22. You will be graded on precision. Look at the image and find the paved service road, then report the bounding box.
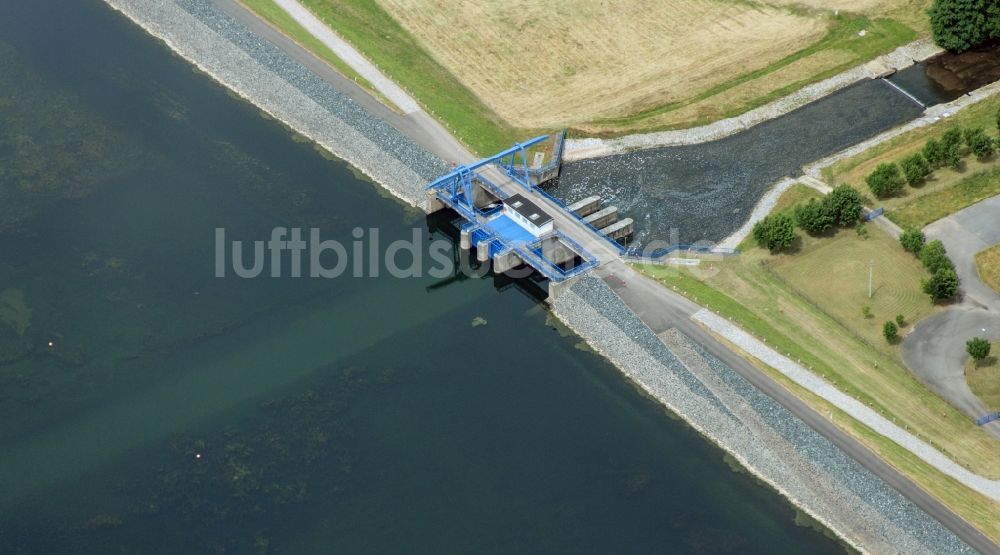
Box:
[903,194,1000,435]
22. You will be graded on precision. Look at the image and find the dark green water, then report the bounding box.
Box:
[0,1,846,552]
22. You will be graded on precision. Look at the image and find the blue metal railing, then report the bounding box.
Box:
[864,207,885,221]
[532,186,629,254]
[976,412,1000,426]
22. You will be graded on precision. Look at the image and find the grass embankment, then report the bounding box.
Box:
[242,0,922,153]
[824,98,1000,229]
[967,342,1000,411]
[633,185,1000,542]
[245,0,523,155]
[976,244,1000,294]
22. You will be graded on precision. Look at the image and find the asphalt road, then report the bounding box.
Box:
[206,3,998,550]
[903,195,1000,434]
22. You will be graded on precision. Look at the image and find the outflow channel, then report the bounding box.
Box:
[548,74,932,247]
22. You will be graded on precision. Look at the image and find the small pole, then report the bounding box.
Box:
[868,259,873,299]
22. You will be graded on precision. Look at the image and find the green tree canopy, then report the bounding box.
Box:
[883,321,899,342]
[920,239,953,273]
[826,185,864,227]
[901,152,931,186]
[753,213,796,253]
[900,228,926,255]
[967,337,992,361]
[866,163,904,198]
[929,0,1000,53]
[923,266,960,300]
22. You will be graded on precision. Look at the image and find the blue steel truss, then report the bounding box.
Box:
[425,135,548,214]
[426,135,606,283]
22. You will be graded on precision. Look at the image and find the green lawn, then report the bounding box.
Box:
[772,183,825,214]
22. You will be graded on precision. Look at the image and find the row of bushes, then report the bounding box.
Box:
[865,119,999,199]
[899,229,960,301]
[753,185,865,252]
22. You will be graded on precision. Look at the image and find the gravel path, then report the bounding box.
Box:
[693,308,1000,500]
[272,0,420,114]
[555,275,976,554]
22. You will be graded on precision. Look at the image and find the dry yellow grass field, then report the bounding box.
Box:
[377,0,828,128]
[977,244,1000,294]
[374,0,923,132]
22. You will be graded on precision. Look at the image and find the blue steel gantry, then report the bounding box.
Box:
[425,136,599,283]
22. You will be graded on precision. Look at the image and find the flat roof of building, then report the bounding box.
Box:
[504,194,553,226]
[488,214,536,245]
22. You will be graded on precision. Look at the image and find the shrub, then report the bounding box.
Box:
[900,152,931,186]
[920,239,953,273]
[929,0,1000,53]
[794,199,834,234]
[944,141,963,170]
[753,213,796,253]
[923,138,946,169]
[971,133,996,160]
[899,228,926,255]
[866,163,905,198]
[896,314,906,326]
[862,304,872,318]
[825,185,864,226]
[967,337,992,362]
[883,321,899,342]
[923,266,960,300]
[942,126,965,150]
[996,105,1000,137]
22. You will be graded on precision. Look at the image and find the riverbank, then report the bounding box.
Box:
[101,1,983,551]
[563,40,942,161]
[553,273,975,554]
[102,0,448,209]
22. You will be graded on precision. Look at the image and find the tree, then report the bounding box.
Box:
[923,266,960,300]
[753,213,796,253]
[794,199,834,234]
[900,229,926,255]
[971,133,996,160]
[883,321,899,342]
[996,105,1000,137]
[920,239,953,273]
[923,138,946,169]
[944,141,963,170]
[964,126,996,159]
[866,163,905,198]
[825,185,864,226]
[929,0,1000,53]
[942,126,965,151]
[896,314,906,326]
[967,337,992,362]
[901,152,931,185]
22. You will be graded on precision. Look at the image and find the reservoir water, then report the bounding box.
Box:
[0,1,846,552]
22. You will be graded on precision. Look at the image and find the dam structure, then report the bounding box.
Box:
[424,134,630,290]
